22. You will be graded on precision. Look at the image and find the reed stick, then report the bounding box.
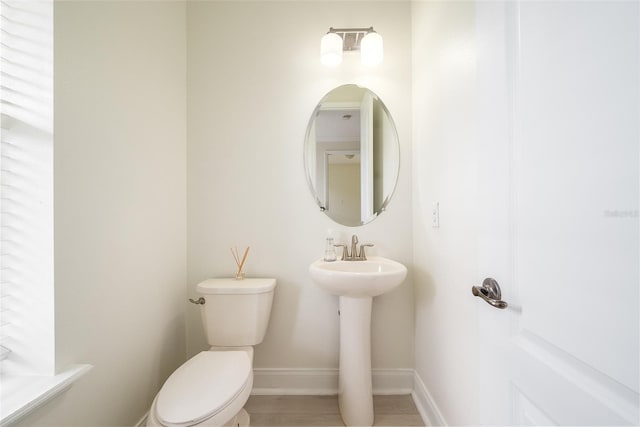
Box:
[231,246,250,280]
[238,246,250,275]
[231,247,240,266]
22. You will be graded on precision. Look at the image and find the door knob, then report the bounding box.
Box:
[472,278,508,309]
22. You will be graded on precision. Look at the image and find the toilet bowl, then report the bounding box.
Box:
[147,351,252,427]
[147,278,276,427]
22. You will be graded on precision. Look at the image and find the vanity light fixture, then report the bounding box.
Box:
[320,27,383,67]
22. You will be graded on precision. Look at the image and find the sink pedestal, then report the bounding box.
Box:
[308,256,408,427]
[339,296,374,427]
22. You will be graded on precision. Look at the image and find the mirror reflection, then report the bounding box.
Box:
[304,84,399,226]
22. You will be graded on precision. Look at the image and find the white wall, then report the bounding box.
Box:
[411,1,479,425]
[186,1,414,372]
[15,2,188,425]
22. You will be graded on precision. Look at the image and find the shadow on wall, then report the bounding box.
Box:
[414,267,436,309]
[255,274,341,369]
[258,278,301,356]
[144,313,187,406]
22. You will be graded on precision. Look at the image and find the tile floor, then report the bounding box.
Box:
[244,395,424,427]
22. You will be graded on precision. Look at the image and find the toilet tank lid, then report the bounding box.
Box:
[197,278,276,295]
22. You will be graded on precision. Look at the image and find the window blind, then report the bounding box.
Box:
[0,0,54,370]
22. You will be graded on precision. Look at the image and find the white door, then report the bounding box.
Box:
[475,1,639,425]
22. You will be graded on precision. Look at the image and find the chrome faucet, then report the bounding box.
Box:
[350,234,359,260]
[334,235,374,261]
[359,243,374,260]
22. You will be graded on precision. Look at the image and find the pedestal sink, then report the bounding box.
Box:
[309,256,407,427]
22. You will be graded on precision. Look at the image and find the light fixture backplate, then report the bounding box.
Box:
[328,27,375,52]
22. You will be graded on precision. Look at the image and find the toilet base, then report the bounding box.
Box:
[227,409,250,427]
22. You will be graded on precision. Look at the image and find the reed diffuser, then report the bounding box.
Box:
[231,246,250,280]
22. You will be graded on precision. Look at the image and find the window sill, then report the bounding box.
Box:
[0,364,92,426]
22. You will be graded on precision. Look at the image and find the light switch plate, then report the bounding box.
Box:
[432,202,440,228]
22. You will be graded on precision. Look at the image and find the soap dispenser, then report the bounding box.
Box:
[324,236,337,262]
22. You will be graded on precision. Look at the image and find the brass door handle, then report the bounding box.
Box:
[472,278,508,309]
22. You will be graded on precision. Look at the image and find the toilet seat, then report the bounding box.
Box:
[153,351,252,427]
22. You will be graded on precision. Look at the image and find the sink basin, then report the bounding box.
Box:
[309,256,407,298]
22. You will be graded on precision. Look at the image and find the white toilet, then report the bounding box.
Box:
[147,278,276,427]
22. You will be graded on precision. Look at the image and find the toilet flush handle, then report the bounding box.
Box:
[188,297,205,305]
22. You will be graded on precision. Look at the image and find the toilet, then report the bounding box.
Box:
[147,278,276,427]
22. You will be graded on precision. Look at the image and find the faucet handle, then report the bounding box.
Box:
[358,244,374,260]
[334,244,349,260]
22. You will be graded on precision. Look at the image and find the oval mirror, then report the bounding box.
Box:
[304,84,400,226]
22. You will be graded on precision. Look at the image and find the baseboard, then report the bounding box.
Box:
[251,368,338,395]
[372,368,415,395]
[412,371,447,426]
[134,412,148,427]
[252,368,415,396]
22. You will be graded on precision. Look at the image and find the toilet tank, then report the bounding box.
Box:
[196,278,276,347]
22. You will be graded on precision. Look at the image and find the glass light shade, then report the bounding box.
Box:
[360,31,383,66]
[321,32,343,67]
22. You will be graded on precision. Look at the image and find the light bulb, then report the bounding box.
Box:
[321,32,343,67]
[360,31,383,66]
